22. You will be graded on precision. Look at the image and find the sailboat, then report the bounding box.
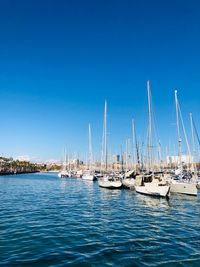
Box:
[58,149,70,178]
[82,123,96,181]
[135,81,170,198]
[98,100,122,189]
[122,118,141,189]
[122,136,135,189]
[190,112,200,189]
[169,91,197,196]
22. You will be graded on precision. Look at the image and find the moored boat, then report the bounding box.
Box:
[82,123,96,181]
[135,82,170,198]
[135,182,170,197]
[122,178,135,189]
[98,176,122,189]
[82,170,96,181]
[58,169,70,178]
[122,170,136,189]
[169,92,198,196]
[169,180,197,196]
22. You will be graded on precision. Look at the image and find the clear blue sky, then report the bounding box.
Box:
[0,0,200,162]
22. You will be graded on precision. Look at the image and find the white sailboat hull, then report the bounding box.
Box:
[135,183,170,197]
[98,179,122,189]
[195,177,200,189]
[170,181,197,196]
[76,170,83,178]
[82,174,95,181]
[197,182,200,190]
[58,170,70,178]
[122,178,135,189]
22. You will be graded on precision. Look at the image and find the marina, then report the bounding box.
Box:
[55,83,200,199]
[1,0,200,266]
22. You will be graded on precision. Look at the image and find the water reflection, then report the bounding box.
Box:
[136,194,171,209]
[99,187,122,201]
[60,179,68,192]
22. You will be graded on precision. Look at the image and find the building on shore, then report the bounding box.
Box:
[166,155,194,165]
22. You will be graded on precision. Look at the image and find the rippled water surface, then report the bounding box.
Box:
[0,173,200,266]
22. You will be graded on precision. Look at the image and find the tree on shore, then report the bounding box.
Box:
[0,157,41,174]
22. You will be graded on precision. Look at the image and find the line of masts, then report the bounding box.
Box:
[61,82,200,172]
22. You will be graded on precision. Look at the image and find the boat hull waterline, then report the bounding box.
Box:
[82,174,95,181]
[98,180,122,189]
[135,184,170,198]
[122,179,135,189]
[170,181,198,196]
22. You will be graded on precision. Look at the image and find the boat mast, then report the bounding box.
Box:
[192,116,200,162]
[190,112,195,157]
[147,80,152,172]
[104,100,108,171]
[125,139,128,172]
[175,90,182,169]
[132,118,136,171]
[100,117,105,173]
[68,153,70,171]
[190,112,197,175]
[121,144,124,173]
[158,140,162,171]
[132,118,140,172]
[88,123,93,170]
[63,147,67,170]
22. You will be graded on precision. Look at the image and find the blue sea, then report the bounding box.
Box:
[0,173,200,266]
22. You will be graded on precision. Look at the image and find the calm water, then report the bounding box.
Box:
[0,173,200,267]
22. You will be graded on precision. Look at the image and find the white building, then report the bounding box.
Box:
[166,155,193,165]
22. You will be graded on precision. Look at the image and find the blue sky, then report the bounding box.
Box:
[0,0,200,162]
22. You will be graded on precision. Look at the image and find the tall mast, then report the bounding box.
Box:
[104,100,108,171]
[121,144,124,172]
[140,138,144,171]
[100,115,105,173]
[147,80,152,171]
[132,118,140,172]
[63,147,67,170]
[192,116,200,162]
[125,139,128,172]
[132,118,136,171]
[175,90,182,167]
[190,113,195,156]
[128,138,131,170]
[158,140,161,170]
[190,112,197,175]
[68,153,70,171]
[88,123,93,170]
